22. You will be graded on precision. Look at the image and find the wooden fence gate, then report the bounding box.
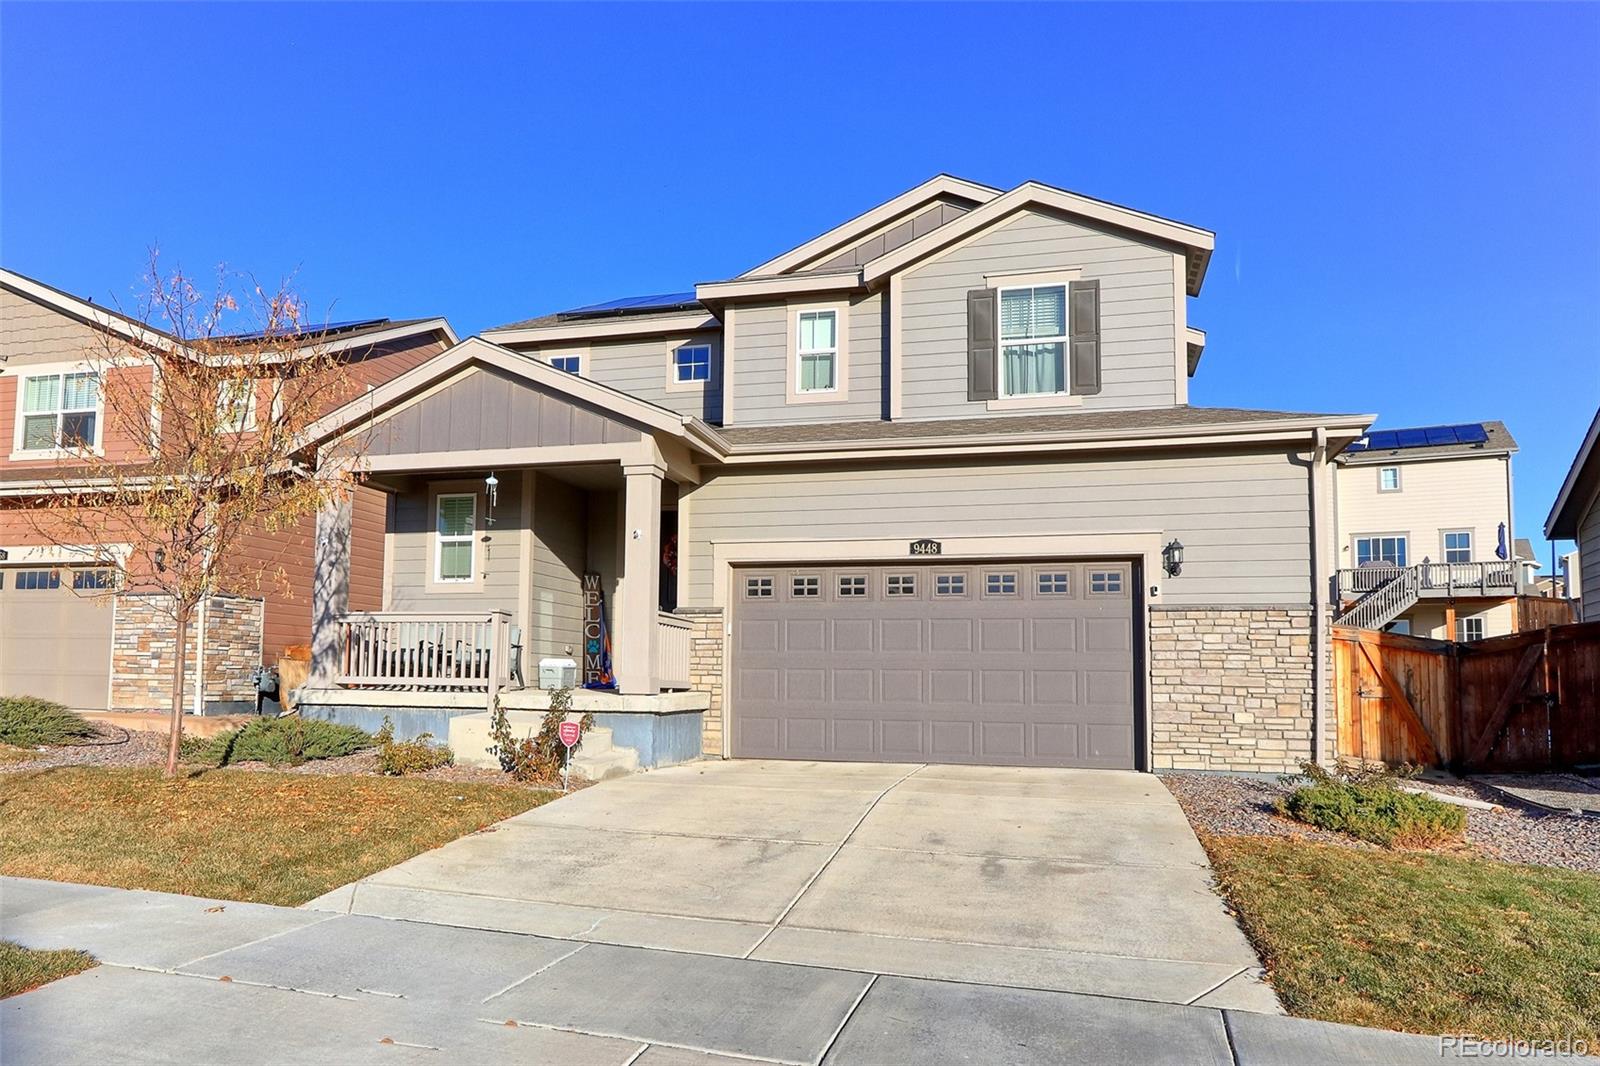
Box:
[1333,621,1600,772]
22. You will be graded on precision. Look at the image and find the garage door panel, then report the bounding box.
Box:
[0,567,115,711]
[731,561,1137,768]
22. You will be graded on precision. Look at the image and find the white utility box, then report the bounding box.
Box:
[538,657,578,690]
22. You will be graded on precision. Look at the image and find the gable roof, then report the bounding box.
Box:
[1339,420,1517,465]
[1546,406,1600,540]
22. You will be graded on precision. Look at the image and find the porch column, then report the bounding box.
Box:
[615,461,664,695]
[309,486,354,687]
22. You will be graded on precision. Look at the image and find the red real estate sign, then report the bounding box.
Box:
[558,722,581,748]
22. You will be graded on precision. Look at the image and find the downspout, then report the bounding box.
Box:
[191,596,207,716]
[1310,428,1329,766]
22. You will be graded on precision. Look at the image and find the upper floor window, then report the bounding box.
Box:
[435,493,476,583]
[1355,535,1408,568]
[796,310,838,393]
[1443,530,1472,564]
[217,379,256,432]
[674,345,711,383]
[999,285,1067,397]
[550,355,581,375]
[18,371,100,452]
[1379,466,1401,492]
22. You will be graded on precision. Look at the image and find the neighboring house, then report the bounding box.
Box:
[0,268,456,712]
[295,174,1374,775]
[1562,548,1582,602]
[1546,407,1600,623]
[1332,421,1524,640]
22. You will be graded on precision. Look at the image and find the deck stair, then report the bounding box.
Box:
[1336,567,1421,630]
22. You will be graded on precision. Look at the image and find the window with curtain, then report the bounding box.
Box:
[435,494,476,582]
[796,310,837,392]
[999,285,1067,396]
[20,371,100,450]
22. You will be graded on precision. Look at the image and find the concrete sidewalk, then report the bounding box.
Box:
[3,877,1587,1065]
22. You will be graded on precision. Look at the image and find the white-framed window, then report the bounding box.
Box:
[1456,616,1485,642]
[72,569,115,590]
[1379,466,1401,492]
[1037,571,1071,595]
[17,370,100,452]
[1355,535,1408,568]
[1442,530,1472,564]
[885,573,917,597]
[744,575,774,598]
[791,575,820,598]
[796,310,838,393]
[434,493,476,583]
[934,573,966,597]
[1088,569,1125,595]
[216,379,256,432]
[14,569,61,591]
[674,344,711,383]
[999,284,1068,397]
[837,573,867,597]
[984,571,1018,596]
[550,355,581,375]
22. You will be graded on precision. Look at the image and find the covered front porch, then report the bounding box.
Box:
[295,338,722,768]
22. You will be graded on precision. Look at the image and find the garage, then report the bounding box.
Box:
[731,559,1139,768]
[0,566,115,710]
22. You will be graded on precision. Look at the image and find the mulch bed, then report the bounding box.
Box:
[1160,771,1600,875]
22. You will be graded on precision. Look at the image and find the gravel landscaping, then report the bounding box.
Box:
[1161,771,1600,875]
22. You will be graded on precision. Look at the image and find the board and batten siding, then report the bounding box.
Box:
[730,292,884,425]
[680,448,1313,608]
[530,474,587,660]
[898,208,1181,418]
[1579,487,1600,623]
[388,477,522,616]
[513,332,724,423]
[1335,454,1510,567]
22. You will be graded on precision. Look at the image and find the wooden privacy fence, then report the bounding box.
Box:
[1333,622,1600,773]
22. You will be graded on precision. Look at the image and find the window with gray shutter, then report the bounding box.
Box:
[966,288,998,401]
[1068,279,1101,396]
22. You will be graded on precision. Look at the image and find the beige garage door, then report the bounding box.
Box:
[0,566,115,710]
[731,560,1139,769]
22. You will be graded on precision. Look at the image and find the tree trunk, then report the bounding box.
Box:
[165,601,193,778]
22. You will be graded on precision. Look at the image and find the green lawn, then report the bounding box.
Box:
[0,766,557,906]
[1205,835,1600,1044]
[1,941,97,998]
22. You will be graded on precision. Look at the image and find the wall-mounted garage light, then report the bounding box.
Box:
[1162,539,1185,578]
[154,546,167,572]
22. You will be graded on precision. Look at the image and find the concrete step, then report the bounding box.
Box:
[571,744,640,781]
[576,725,614,756]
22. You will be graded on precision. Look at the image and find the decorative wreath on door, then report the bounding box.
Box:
[662,533,678,575]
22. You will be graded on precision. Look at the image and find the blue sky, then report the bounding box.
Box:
[3,3,1597,563]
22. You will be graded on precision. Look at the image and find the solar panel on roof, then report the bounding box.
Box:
[1454,423,1488,444]
[1395,429,1429,448]
[1348,422,1490,454]
[1424,426,1457,445]
[563,292,699,315]
[223,318,385,341]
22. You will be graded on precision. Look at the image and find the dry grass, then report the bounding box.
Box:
[1,941,97,998]
[1205,835,1600,1044]
[0,766,556,906]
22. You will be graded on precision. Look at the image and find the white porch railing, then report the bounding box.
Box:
[657,611,693,691]
[337,610,512,696]
[1336,560,1520,600]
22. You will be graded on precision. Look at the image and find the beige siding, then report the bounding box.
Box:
[1400,599,1517,641]
[1336,454,1511,567]
[0,287,111,367]
[680,448,1313,608]
[898,209,1181,418]
[731,292,883,425]
[388,477,522,615]
[529,474,587,660]
[513,331,724,422]
[1580,487,1600,623]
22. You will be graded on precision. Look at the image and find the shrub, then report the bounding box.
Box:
[374,717,453,776]
[204,717,375,767]
[1277,761,1466,848]
[487,688,592,782]
[0,696,95,747]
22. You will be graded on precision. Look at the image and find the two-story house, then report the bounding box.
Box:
[1331,421,1527,640]
[1547,406,1600,623]
[0,268,456,713]
[294,175,1374,776]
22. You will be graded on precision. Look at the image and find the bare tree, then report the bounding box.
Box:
[19,254,368,776]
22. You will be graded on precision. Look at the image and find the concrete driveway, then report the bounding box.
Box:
[316,760,1271,1010]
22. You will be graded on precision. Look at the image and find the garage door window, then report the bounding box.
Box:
[885,573,917,597]
[15,570,61,591]
[1036,571,1071,595]
[1088,569,1125,595]
[934,573,966,597]
[72,570,115,590]
[838,574,867,597]
[745,575,774,599]
[983,571,1018,596]
[791,575,820,598]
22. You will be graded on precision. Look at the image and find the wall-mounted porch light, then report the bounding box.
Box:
[1162,539,1185,578]
[154,546,167,572]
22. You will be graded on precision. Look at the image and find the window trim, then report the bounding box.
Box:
[428,485,482,591]
[785,302,850,405]
[1353,533,1410,569]
[217,378,258,433]
[548,353,583,376]
[996,280,1071,400]
[884,572,919,598]
[790,574,821,599]
[1087,568,1126,596]
[981,570,1019,598]
[836,572,869,599]
[933,571,969,599]
[743,574,775,599]
[1378,466,1402,493]
[11,362,105,460]
[1456,615,1485,642]
[1036,570,1073,596]
[1441,529,1473,565]
[673,344,711,383]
